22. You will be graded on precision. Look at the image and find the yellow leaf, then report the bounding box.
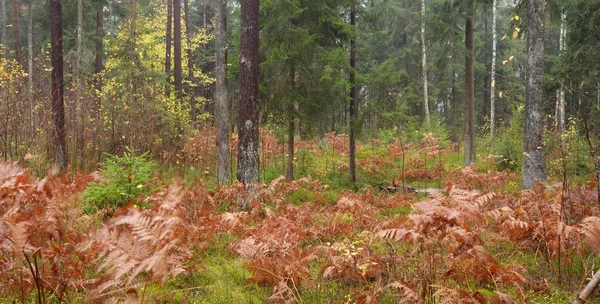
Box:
[499,91,503,98]
[513,28,520,38]
[509,56,515,62]
[501,34,507,40]
[502,60,508,65]
[514,15,520,21]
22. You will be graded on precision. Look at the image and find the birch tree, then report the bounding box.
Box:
[490,0,497,139]
[421,0,430,128]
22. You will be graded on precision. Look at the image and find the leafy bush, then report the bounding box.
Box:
[83,149,158,213]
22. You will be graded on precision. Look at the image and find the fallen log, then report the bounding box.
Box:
[573,269,600,304]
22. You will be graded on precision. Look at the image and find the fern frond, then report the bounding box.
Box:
[387,281,424,303]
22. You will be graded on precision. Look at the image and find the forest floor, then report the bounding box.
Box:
[1,131,600,303]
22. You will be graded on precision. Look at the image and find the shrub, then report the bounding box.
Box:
[83,149,158,213]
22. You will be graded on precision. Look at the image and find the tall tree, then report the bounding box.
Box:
[349,0,357,184]
[521,0,546,188]
[237,0,260,185]
[173,0,182,99]
[215,0,230,185]
[464,0,476,166]
[420,0,430,128]
[28,0,33,134]
[165,0,172,97]
[75,0,84,169]
[557,12,566,135]
[1,0,5,58]
[490,0,497,139]
[287,64,295,181]
[50,0,67,172]
[12,0,19,63]
[95,4,103,93]
[183,0,195,126]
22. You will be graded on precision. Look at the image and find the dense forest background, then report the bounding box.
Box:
[1,0,598,186]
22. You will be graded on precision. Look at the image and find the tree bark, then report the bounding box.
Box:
[464,0,476,166]
[521,0,546,188]
[173,0,182,100]
[287,64,295,181]
[420,0,430,128]
[184,0,196,127]
[1,0,5,58]
[95,7,103,93]
[75,0,84,169]
[12,0,20,63]
[490,0,497,139]
[215,0,230,185]
[50,0,67,172]
[28,0,33,135]
[349,0,357,184]
[558,12,566,135]
[165,0,172,97]
[237,0,260,185]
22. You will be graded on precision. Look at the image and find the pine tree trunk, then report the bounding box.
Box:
[420,0,430,128]
[237,0,260,185]
[95,7,103,92]
[12,0,20,63]
[490,0,497,139]
[173,0,182,99]
[50,0,67,172]
[184,0,195,127]
[558,12,566,135]
[75,0,84,169]
[349,1,357,184]
[287,64,295,181]
[165,0,172,97]
[1,0,5,58]
[521,0,546,188]
[28,0,33,135]
[464,0,476,166]
[215,0,230,185]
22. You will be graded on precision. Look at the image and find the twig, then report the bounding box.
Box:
[572,269,600,304]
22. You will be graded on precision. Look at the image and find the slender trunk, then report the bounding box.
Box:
[215,0,230,185]
[203,0,207,29]
[420,0,430,128]
[50,0,66,172]
[184,0,196,127]
[287,64,295,181]
[521,0,546,188]
[12,0,20,64]
[490,0,497,139]
[349,1,357,184]
[28,0,33,135]
[108,0,112,33]
[558,12,566,135]
[464,0,476,166]
[95,8,103,92]
[165,0,172,97]
[75,0,84,169]
[1,0,5,58]
[173,0,182,99]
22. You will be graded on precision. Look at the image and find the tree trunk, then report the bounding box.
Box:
[215,0,230,185]
[75,0,84,169]
[521,0,546,188]
[558,12,566,135]
[464,0,476,166]
[50,0,67,172]
[12,0,20,64]
[349,0,357,184]
[184,0,196,127]
[95,7,103,92]
[287,64,295,181]
[173,0,182,99]
[1,0,5,58]
[490,0,497,139]
[165,0,172,97]
[28,0,33,135]
[237,0,260,185]
[420,0,430,128]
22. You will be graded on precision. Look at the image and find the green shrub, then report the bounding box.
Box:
[83,149,158,214]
